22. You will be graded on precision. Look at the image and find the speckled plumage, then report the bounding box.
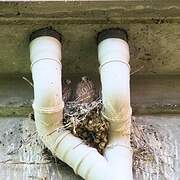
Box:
[75,76,96,104]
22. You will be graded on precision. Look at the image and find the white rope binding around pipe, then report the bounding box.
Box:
[29,27,133,180]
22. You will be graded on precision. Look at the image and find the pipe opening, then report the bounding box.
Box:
[29,26,62,43]
[97,28,128,44]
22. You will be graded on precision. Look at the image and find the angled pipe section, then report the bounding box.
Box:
[30,27,132,180]
[30,28,107,180]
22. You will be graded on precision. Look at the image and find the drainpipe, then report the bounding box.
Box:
[98,28,133,179]
[29,27,132,180]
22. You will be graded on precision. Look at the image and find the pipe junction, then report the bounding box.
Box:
[30,27,133,180]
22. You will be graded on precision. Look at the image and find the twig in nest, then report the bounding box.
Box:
[63,99,109,154]
[22,76,33,87]
[130,65,144,76]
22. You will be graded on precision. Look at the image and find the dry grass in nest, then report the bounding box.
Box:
[63,99,109,154]
[62,99,175,176]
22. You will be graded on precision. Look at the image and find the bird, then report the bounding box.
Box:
[62,79,72,103]
[75,76,96,104]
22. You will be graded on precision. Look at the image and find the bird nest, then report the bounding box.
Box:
[63,99,109,154]
[61,99,175,176]
[30,97,175,176]
[62,100,156,166]
[24,76,174,175]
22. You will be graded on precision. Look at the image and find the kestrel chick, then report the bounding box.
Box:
[75,76,96,103]
[62,79,72,103]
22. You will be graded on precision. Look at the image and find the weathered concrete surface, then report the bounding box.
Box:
[0,117,83,180]
[0,1,180,24]
[0,115,179,180]
[0,1,180,75]
[0,23,180,76]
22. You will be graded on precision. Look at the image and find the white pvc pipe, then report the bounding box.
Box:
[98,38,131,133]
[30,30,133,180]
[98,37,133,180]
[30,35,107,180]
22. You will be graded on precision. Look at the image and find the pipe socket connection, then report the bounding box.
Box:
[30,27,133,180]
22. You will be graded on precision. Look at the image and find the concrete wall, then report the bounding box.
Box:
[0,1,180,76]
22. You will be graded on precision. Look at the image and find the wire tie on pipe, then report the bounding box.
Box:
[101,110,113,121]
[51,130,71,155]
[62,139,86,164]
[32,103,64,113]
[99,60,130,72]
[106,144,133,152]
[30,58,62,70]
[74,148,100,179]
[101,110,131,123]
[57,132,84,161]
[74,148,98,176]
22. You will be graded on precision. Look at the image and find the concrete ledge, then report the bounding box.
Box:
[0,75,180,116]
[0,115,179,179]
[0,1,180,24]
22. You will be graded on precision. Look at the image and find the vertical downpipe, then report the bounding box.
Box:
[97,28,133,180]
